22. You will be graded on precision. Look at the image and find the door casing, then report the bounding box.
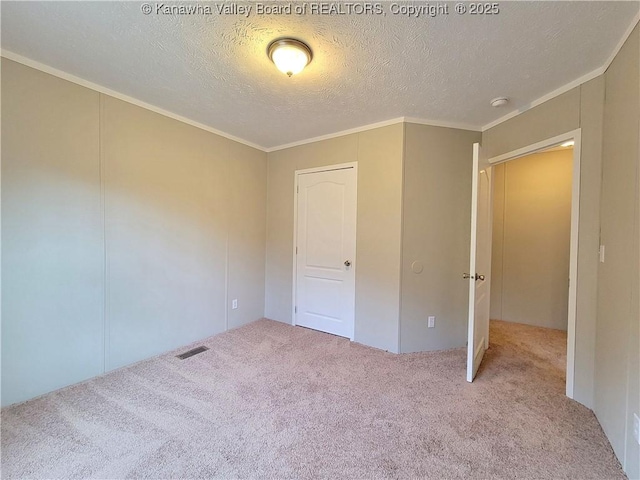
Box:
[487,129,582,399]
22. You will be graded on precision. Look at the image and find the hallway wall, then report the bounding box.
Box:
[491,149,573,330]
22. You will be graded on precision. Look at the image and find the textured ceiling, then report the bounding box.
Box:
[2,1,638,149]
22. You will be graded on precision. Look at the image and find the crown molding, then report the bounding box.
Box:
[480,65,605,132]
[265,118,404,152]
[1,49,269,152]
[2,50,480,154]
[603,10,640,75]
[4,11,639,151]
[403,117,482,132]
[402,117,482,132]
[266,116,484,153]
[482,13,640,132]
[266,117,483,153]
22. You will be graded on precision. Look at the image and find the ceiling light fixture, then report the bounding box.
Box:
[490,97,509,107]
[561,141,575,147]
[268,38,313,77]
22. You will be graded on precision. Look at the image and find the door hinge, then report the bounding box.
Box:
[295,306,297,313]
[297,185,299,193]
[296,246,298,254]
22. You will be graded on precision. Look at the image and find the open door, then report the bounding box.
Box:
[466,143,493,382]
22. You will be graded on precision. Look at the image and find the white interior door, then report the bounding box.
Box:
[295,165,357,339]
[467,143,493,382]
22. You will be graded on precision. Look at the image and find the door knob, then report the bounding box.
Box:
[344,260,352,267]
[463,273,485,281]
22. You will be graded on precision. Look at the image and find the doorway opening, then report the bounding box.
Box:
[491,144,574,388]
[487,130,581,398]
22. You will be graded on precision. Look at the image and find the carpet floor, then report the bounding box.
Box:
[1,319,625,479]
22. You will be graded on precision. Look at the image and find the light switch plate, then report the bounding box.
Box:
[232,299,238,310]
[428,316,435,328]
[634,413,640,445]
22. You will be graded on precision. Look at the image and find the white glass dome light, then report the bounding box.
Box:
[268,39,313,77]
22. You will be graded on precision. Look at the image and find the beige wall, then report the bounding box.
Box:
[483,88,581,160]
[1,59,267,405]
[400,123,481,352]
[597,24,639,479]
[491,149,573,330]
[483,78,601,410]
[102,97,266,370]
[492,163,505,326]
[2,58,104,405]
[575,75,606,411]
[264,124,404,352]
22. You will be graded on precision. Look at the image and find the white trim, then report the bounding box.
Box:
[269,119,405,153]
[268,117,482,153]
[401,117,481,133]
[293,163,358,176]
[487,128,582,400]
[1,49,483,154]
[481,67,604,132]
[5,11,637,153]
[1,49,268,152]
[489,131,581,165]
[292,175,299,327]
[292,162,358,341]
[295,164,357,176]
[602,10,640,75]
[567,130,582,401]
[482,14,640,132]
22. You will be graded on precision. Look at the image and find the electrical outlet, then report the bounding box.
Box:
[428,316,435,328]
[634,413,640,445]
[232,299,238,310]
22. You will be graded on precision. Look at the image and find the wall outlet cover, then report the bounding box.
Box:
[428,316,435,328]
[232,299,238,310]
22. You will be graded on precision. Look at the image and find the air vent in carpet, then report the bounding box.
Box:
[176,346,209,360]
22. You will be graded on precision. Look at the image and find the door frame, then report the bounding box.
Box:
[488,129,581,399]
[292,162,358,341]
